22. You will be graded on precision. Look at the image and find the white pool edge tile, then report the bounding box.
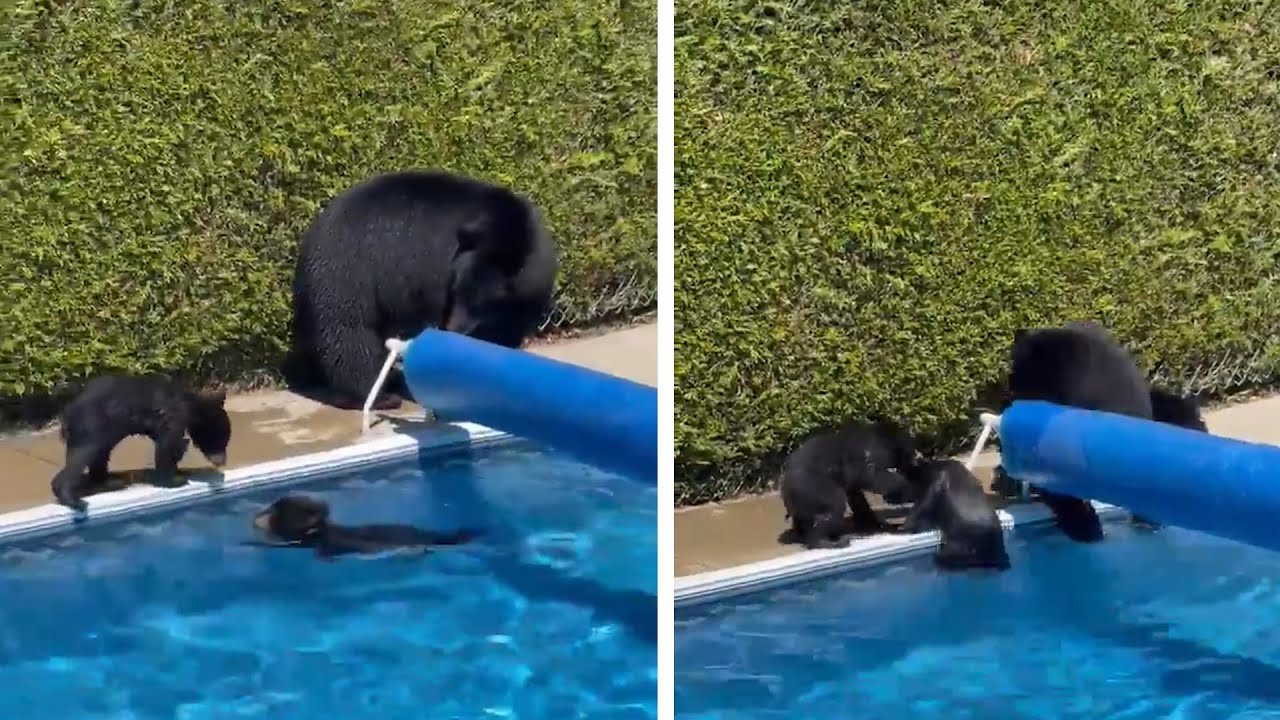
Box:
[673,501,1130,608]
[0,422,510,545]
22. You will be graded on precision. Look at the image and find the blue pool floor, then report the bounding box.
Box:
[676,520,1280,720]
[0,440,656,719]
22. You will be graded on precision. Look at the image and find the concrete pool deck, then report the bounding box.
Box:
[0,322,656,513]
[675,393,1280,577]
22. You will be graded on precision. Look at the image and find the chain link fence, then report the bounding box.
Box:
[538,271,656,332]
[675,348,1280,507]
[1149,350,1279,397]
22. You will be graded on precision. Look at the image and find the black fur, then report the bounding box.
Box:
[1150,386,1208,432]
[1006,321,1154,543]
[52,375,230,512]
[991,464,1023,500]
[284,170,559,410]
[779,417,921,549]
[253,495,480,559]
[900,459,1010,572]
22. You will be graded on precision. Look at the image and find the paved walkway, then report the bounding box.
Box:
[0,323,656,513]
[675,395,1280,577]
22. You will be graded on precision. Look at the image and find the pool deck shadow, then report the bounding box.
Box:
[676,394,1280,577]
[0,324,656,515]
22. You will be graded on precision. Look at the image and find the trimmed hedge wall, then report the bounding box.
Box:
[675,0,1280,504]
[1,0,655,403]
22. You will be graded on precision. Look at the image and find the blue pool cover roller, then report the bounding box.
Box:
[399,329,657,482]
[1000,400,1280,553]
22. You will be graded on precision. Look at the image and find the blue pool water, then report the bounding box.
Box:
[676,521,1280,719]
[0,441,656,719]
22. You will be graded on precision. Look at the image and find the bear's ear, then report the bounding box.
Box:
[456,216,488,255]
[207,389,227,406]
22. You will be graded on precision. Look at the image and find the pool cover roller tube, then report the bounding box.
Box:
[399,329,657,482]
[1000,400,1280,553]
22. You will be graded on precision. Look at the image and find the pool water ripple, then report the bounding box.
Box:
[0,441,655,719]
[677,522,1280,719]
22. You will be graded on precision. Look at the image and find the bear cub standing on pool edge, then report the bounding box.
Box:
[779,416,923,549]
[52,375,231,512]
[253,495,480,559]
[900,459,1011,572]
[284,170,559,412]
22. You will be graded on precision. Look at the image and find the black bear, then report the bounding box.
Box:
[1005,320,1153,542]
[1150,386,1208,432]
[252,495,480,559]
[52,375,231,512]
[991,463,1022,500]
[900,459,1011,571]
[284,170,559,411]
[779,417,921,549]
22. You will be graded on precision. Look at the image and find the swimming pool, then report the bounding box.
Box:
[0,440,656,719]
[676,520,1280,719]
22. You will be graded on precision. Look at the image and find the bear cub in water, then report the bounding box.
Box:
[253,495,480,559]
[779,417,922,549]
[53,375,231,512]
[900,459,1011,572]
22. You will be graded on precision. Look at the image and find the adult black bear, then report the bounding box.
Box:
[52,375,231,512]
[1005,321,1153,542]
[252,495,480,559]
[900,459,1010,571]
[779,417,921,549]
[284,170,559,411]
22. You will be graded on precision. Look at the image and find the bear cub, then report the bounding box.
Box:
[53,375,231,512]
[779,417,922,549]
[899,459,1011,572]
[253,495,480,559]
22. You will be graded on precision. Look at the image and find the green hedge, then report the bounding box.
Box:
[0,0,655,404]
[675,0,1280,504]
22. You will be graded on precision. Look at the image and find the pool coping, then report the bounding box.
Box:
[0,421,510,545]
[673,500,1130,608]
